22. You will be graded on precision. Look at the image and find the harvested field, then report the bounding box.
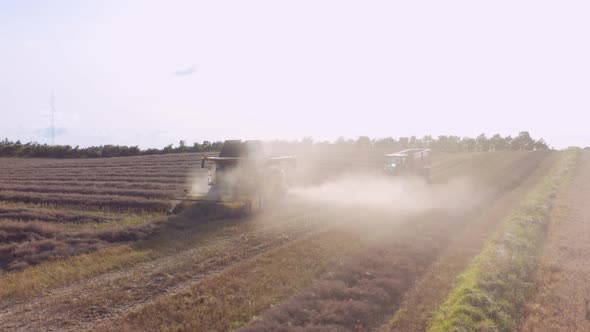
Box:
[0,153,209,209]
[0,184,174,199]
[0,220,160,271]
[0,153,215,271]
[0,191,171,212]
[428,150,578,332]
[0,206,117,223]
[239,213,452,332]
[0,203,322,330]
[381,153,560,332]
[0,149,573,332]
[521,151,590,331]
[238,151,549,331]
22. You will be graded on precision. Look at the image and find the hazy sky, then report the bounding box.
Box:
[1,0,589,148]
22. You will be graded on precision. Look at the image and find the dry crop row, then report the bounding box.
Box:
[0,206,118,223]
[0,184,174,200]
[0,191,171,212]
[0,153,210,272]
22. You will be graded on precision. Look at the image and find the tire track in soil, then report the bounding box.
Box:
[0,208,323,332]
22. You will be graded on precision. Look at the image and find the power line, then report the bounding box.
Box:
[50,93,56,145]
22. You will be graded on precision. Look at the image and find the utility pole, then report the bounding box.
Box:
[50,93,56,145]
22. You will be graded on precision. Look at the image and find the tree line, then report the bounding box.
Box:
[0,131,548,158]
[270,131,549,152]
[353,131,549,151]
[0,139,223,158]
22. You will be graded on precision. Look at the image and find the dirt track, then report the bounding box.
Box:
[521,151,590,332]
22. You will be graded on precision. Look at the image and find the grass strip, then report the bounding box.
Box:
[103,229,362,332]
[428,149,580,332]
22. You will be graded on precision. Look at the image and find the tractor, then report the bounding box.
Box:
[384,149,431,181]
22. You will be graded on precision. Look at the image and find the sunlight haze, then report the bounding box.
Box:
[1,0,588,148]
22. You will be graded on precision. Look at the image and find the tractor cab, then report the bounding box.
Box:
[384,154,407,174]
[384,149,431,180]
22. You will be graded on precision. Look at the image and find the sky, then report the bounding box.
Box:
[1,0,589,148]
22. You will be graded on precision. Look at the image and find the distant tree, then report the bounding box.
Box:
[211,141,223,150]
[509,131,535,151]
[448,136,461,151]
[302,137,314,146]
[356,136,371,148]
[192,142,202,152]
[435,135,448,150]
[178,140,186,152]
[521,131,536,150]
[422,135,434,148]
[375,137,395,148]
[489,134,506,151]
[0,131,551,158]
[476,134,491,151]
[461,137,477,151]
[162,144,174,153]
[534,138,549,150]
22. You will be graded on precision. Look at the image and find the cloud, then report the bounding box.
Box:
[172,65,198,76]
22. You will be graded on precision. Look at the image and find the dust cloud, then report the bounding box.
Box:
[184,143,486,222]
[288,173,479,217]
[187,170,209,196]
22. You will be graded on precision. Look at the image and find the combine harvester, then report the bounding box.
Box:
[172,140,296,215]
[384,148,431,181]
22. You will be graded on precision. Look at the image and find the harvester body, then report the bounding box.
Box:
[384,149,431,180]
[172,140,295,215]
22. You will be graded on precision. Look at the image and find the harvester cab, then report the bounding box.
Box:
[384,149,431,180]
[172,140,295,215]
